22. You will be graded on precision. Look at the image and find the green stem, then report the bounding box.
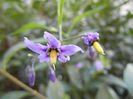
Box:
[62,34,84,42]
[59,25,62,41]
[57,0,64,40]
[0,69,46,99]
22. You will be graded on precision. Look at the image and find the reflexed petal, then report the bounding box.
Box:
[87,47,95,59]
[24,37,46,54]
[60,45,84,56]
[48,67,56,82]
[38,53,50,62]
[25,65,35,86]
[44,31,61,48]
[58,54,69,63]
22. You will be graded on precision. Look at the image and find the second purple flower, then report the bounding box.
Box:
[82,32,105,55]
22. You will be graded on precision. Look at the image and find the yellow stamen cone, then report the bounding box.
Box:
[50,50,57,64]
[93,41,105,55]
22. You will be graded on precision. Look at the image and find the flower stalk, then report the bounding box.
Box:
[59,25,62,41]
[0,69,46,99]
[57,0,64,41]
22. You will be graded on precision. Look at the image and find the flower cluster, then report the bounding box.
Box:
[24,31,105,84]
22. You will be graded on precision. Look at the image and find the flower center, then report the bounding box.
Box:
[50,49,57,64]
[47,48,61,64]
[93,41,105,55]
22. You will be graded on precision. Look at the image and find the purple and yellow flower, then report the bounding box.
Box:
[25,58,36,86]
[82,32,105,55]
[24,31,84,65]
[94,60,104,71]
[48,67,56,82]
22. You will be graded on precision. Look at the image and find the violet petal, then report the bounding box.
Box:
[58,54,69,63]
[24,37,46,54]
[48,67,56,82]
[25,65,35,86]
[87,47,95,59]
[44,31,61,48]
[60,45,84,56]
[38,53,50,62]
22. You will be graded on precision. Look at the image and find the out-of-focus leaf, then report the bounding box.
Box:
[63,94,70,99]
[68,5,107,33]
[99,55,111,67]
[100,75,126,88]
[96,86,119,99]
[12,23,45,35]
[68,66,83,89]
[35,63,47,71]
[2,42,25,69]
[123,63,133,96]
[1,38,45,69]
[46,80,64,99]
[0,91,31,99]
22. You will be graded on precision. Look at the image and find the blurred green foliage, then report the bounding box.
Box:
[0,0,133,99]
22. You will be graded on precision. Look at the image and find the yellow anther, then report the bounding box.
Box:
[50,50,57,64]
[93,41,105,55]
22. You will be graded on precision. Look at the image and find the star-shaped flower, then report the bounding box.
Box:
[24,31,84,64]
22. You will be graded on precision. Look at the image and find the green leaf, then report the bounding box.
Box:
[0,91,31,99]
[68,66,83,89]
[12,23,45,35]
[46,80,64,99]
[2,42,25,69]
[100,75,126,88]
[123,63,133,96]
[68,5,107,34]
[96,86,119,99]
[63,94,70,99]
[1,38,45,69]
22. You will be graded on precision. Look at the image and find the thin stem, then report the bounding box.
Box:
[0,69,46,99]
[59,25,62,41]
[57,0,64,41]
[62,34,84,42]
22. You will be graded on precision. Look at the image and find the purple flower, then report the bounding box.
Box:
[94,60,104,71]
[24,31,84,64]
[48,67,56,82]
[82,32,99,46]
[76,62,83,69]
[25,58,35,86]
[82,32,105,55]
